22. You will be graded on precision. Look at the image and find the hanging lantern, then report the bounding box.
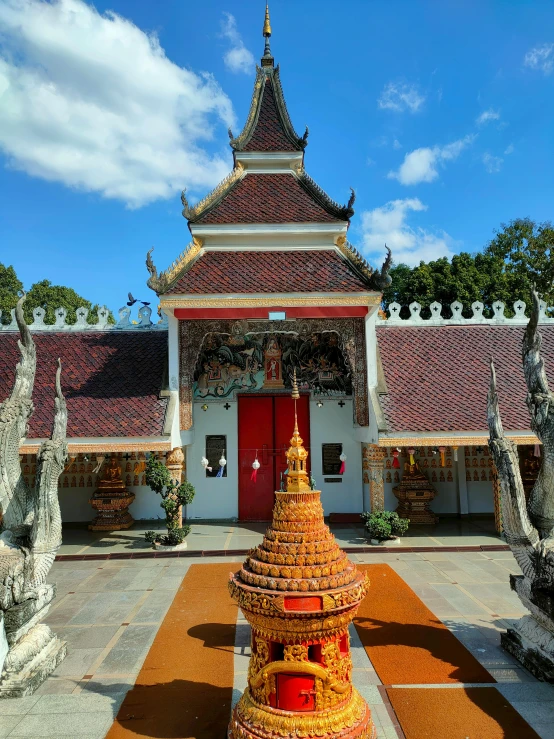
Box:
[251,457,261,482]
[453,446,459,462]
[392,449,400,469]
[339,451,347,475]
[201,456,212,473]
[407,447,416,466]
[216,454,227,478]
[92,455,105,474]
[439,446,446,468]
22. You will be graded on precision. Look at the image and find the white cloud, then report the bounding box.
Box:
[483,152,503,173]
[366,157,376,166]
[221,13,255,74]
[392,138,402,149]
[378,82,425,113]
[360,198,456,266]
[524,43,554,75]
[0,0,234,208]
[476,108,500,125]
[388,135,475,185]
[504,143,514,155]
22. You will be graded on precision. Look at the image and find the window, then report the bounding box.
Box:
[322,443,343,475]
[205,435,227,478]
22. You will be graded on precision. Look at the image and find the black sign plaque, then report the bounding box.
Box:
[322,443,343,475]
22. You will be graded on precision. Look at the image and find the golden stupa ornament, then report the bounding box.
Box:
[228,370,374,738]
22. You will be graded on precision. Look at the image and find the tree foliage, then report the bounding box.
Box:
[144,456,195,546]
[0,263,114,325]
[382,219,554,318]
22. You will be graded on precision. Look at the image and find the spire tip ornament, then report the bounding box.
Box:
[261,2,274,67]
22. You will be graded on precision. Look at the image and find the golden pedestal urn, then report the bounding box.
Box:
[89,458,135,531]
[228,377,375,738]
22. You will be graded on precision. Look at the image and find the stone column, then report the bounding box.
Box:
[363,444,386,512]
[166,447,185,525]
[492,462,503,535]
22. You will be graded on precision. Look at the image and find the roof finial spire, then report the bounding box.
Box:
[261,3,274,67]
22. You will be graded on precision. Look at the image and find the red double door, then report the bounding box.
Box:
[238,395,310,521]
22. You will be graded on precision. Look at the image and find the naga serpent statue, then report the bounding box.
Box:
[488,288,554,681]
[0,295,67,696]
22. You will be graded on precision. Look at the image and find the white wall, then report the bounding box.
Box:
[309,399,363,514]
[182,397,363,519]
[381,448,495,516]
[58,485,162,523]
[185,401,239,520]
[467,482,494,513]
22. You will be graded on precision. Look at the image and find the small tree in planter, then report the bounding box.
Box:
[361,510,409,542]
[144,455,195,547]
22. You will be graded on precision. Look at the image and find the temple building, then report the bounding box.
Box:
[0,9,552,534]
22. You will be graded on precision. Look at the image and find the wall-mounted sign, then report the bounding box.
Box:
[205,435,227,478]
[322,443,343,475]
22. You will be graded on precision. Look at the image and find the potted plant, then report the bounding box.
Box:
[144,455,195,549]
[360,510,409,545]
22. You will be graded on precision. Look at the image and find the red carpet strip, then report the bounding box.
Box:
[354,564,494,684]
[387,687,541,738]
[105,563,239,739]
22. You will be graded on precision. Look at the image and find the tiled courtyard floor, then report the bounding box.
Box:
[1,549,553,738]
[58,516,502,557]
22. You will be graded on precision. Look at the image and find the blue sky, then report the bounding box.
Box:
[1,0,553,315]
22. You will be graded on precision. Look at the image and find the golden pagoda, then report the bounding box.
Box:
[228,371,374,738]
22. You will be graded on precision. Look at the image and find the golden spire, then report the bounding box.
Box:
[263,3,272,37]
[261,3,274,67]
[286,369,310,493]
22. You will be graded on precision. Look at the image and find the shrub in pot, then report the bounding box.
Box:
[361,510,409,541]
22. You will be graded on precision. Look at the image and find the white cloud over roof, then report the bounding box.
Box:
[360,198,456,267]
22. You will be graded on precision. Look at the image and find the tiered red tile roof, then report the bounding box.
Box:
[377,324,554,433]
[0,332,168,438]
[243,78,299,151]
[166,249,371,294]
[194,173,340,225]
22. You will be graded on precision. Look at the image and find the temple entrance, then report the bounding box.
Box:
[238,395,310,520]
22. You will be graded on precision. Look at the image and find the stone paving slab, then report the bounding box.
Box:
[57,517,503,559]
[0,550,551,738]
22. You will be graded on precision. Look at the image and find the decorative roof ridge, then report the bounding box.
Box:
[378,298,554,325]
[294,165,355,221]
[335,238,392,292]
[146,238,204,296]
[180,165,245,223]
[0,305,168,332]
[229,65,308,152]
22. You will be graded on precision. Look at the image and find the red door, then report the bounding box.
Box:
[238,395,310,521]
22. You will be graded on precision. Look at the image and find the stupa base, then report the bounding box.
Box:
[228,688,375,739]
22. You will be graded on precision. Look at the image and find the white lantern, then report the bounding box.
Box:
[201,456,212,472]
[219,455,227,468]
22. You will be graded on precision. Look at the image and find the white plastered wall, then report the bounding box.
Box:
[58,485,161,523]
[181,397,363,520]
[184,401,239,520]
[309,399,363,514]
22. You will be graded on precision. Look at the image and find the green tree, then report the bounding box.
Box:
[144,456,196,547]
[382,219,554,318]
[0,263,23,322]
[0,263,113,325]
